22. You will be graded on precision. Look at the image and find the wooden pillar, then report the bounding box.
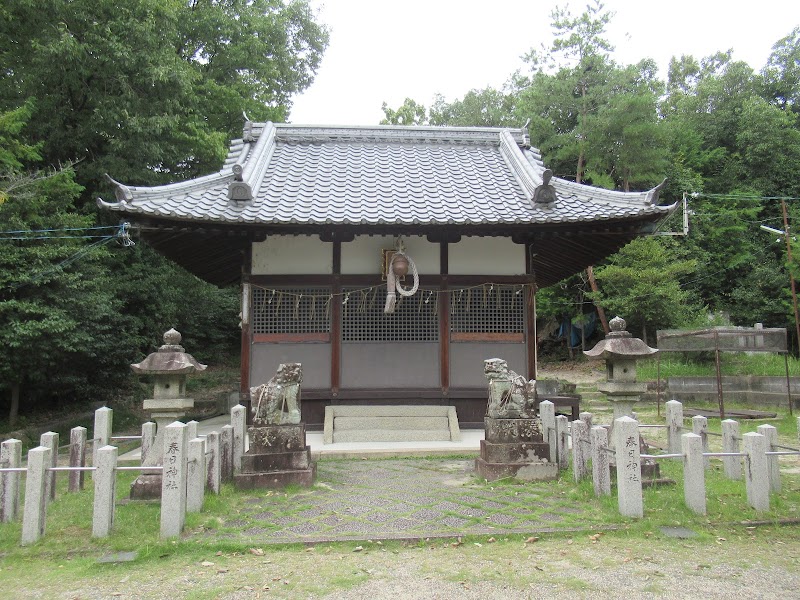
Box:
[331,241,342,397]
[439,242,450,394]
[240,244,252,416]
[525,241,537,380]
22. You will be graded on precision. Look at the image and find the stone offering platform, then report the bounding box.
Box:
[323,405,461,444]
[235,423,315,489]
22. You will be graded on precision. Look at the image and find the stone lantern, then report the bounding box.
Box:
[129,328,206,498]
[584,316,658,425]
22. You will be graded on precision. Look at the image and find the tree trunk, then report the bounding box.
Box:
[9,382,20,428]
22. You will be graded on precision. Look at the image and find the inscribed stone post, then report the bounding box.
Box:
[93,407,113,479]
[571,420,589,482]
[187,438,206,513]
[140,422,156,465]
[69,427,87,493]
[590,426,611,496]
[742,432,769,512]
[757,424,780,493]
[691,416,710,470]
[539,401,556,464]
[555,415,569,470]
[186,421,199,444]
[614,417,643,518]
[22,446,51,546]
[682,433,706,515]
[92,445,118,538]
[40,432,58,503]
[1,439,22,522]
[231,404,246,474]
[160,422,188,539]
[721,419,741,480]
[206,431,221,494]
[220,425,234,483]
[665,400,683,454]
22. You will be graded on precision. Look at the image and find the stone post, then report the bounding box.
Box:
[614,417,643,518]
[579,412,593,430]
[571,420,589,482]
[539,400,556,464]
[187,438,206,513]
[69,427,87,493]
[231,404,246,474]
[93,407,113,478]
[186,421,199,444]
[40,432,58,503]
[1,439,22,522]
[555,415,569,470]
[757,424,780,493]
[206,431,221,494]
[141,422,156,465]
[22,446,51,545]
[92,445,118,538]
[160,422,189,539]
[665,400,683,454]
[590,426,611,496]
[691,416,710,470]
[220,425,234,483]
[721,419,741,480]
[742,432,769,512]
[682,433,706,515]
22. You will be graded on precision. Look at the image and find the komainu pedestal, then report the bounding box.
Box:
[234,363,315,489]
[474,359,558,481]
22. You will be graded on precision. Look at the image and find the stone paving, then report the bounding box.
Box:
[196,457,603,545]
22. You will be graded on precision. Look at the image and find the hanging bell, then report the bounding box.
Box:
[392,254,409,277]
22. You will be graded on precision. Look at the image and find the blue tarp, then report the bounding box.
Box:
[557,312,598,348]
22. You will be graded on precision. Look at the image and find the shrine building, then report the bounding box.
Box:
[99,122,674,428]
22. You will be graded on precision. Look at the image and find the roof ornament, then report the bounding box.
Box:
[243,111,255,143]
[532,169,558,205]
[645,178,668,205]
[228,164,252,202]
[103,173,133,204]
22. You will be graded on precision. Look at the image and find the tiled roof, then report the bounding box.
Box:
[98,123,672,227]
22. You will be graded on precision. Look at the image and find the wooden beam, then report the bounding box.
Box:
[240,245,253,419]
[331,241,342,397]
[526,241,537,380]
[440,242,449,394]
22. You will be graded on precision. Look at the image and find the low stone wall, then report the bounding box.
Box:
[664,376,800,407]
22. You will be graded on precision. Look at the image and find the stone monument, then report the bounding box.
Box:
[234,362,315,489]
[129,328,206,499]
[474,358,557,481]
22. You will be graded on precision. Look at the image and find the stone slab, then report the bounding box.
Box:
[249,424,307,452]
[333,416,450,431]
[234,466,316,489]
[241,449,311,471]
[333,429,453,443]
[326,405,456,417]
[474,457,558,482]
[479,439,550,464]
[484,417,543,443]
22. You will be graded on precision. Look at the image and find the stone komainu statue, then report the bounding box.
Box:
[251,362,302,425]
[483,358,537,419]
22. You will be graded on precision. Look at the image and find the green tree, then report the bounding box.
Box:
[428,88,517,127]
[762,26,800,113]
[380,98,428,125]
[588,237,700,344]
[0,0,329,198]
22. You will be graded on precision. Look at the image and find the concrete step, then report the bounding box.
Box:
[333,429,455,443]
[333,416,450,431]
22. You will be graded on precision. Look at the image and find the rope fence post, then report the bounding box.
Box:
[160,422,189,539]
[571,419,589,482]
[682,433,706,515]
[141,422,156,465]
[691,416,710,470]
[743,432,770,512]
[757,424,781,493]
[68,427,87,492]
[579,412,594,430]
[93,407,113,478]
[721,419,741,480]
[665,400,683,454]
[206,431,221,494]
[590,426,611,496]
[220,425,234,483]
[1,439,22,522]
[539,400,556,465]
[22,446,51,546]
[231,404,246,475]
[555,415,569,470]
[187,437,206,513]
[92,445,118,538]
[40,432,59,503]
[614,416,643,518]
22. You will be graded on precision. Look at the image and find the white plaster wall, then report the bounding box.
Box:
[251,236,332,275]
[448,237,525,275]
[341,235,439,275]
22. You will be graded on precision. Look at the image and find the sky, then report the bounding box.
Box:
[289,0,800,126]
